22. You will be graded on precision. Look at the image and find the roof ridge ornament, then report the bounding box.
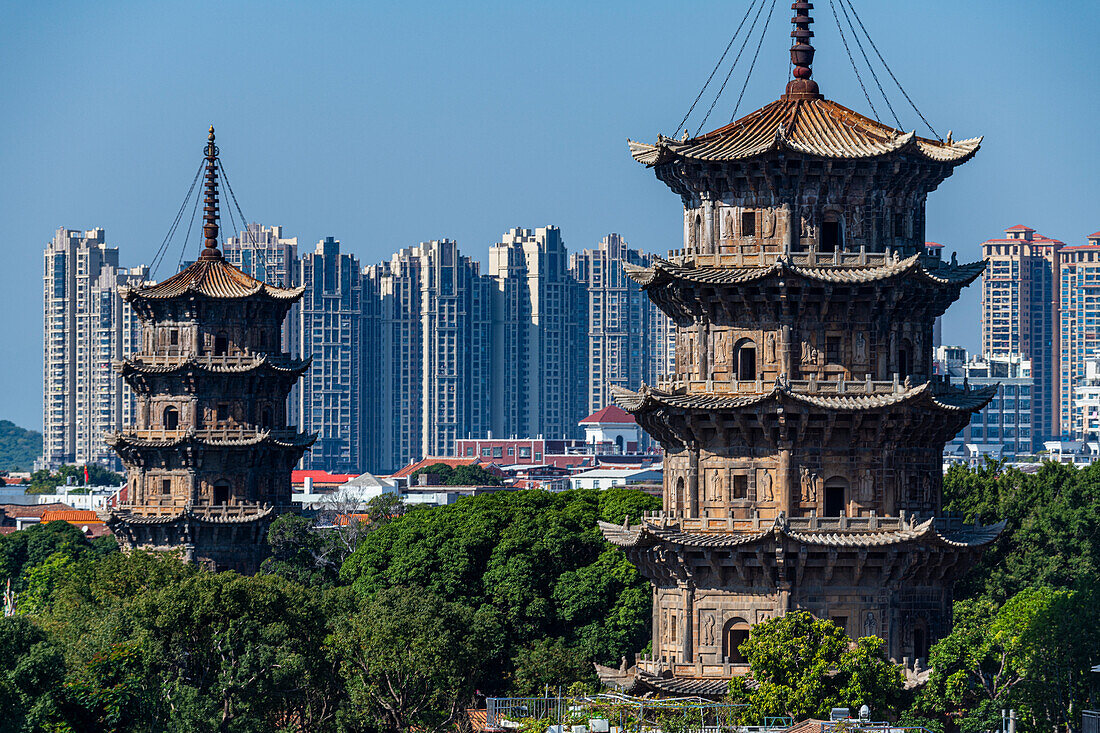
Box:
[200,126,223,260]
[783,2,823,100]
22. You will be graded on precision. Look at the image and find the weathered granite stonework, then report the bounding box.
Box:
[598,3,1001,697]
[102,128,313,572]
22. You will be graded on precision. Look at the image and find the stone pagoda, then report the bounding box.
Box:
[597,3,1003,697]
[102,127,313,573]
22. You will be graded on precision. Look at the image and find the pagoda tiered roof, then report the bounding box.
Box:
[623,253,986,290]
[610,380,996,415]
[118,355,311,378]
[121,257,304,302]
[598,514,1005,551]
[108,429,316,451]
[629,97,980,166]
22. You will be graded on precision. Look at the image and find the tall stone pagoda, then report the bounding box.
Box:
[103,128,313,572]
[597,4,1003,696]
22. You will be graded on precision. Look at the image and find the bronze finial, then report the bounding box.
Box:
[200,125,222,260]
[783,2,823,100]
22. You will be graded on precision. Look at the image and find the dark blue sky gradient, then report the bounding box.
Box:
[2,1,1096,429]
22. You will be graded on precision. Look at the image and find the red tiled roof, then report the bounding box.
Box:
[580,405,636,424]
[924,241,944,248]
[391,456,483,479]
[1005,224,1035,232]
[0,502,73,519]
[1089,231,1100,239]
[291,470,359,485]
[42,509,102,524]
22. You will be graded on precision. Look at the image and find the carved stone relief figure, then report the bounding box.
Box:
[702,612,717,647]
[800,205,816,241]
[847,206,864,240]
[865,611,877,636]
[724,210,735,242]
[921,474,931,503]
[855,332,868,363]
[799,467,819,503]
[709,470,723,502]
[688,216,697,250]
[761,209,776,238]
[765,332,777,364]
[858,469,874,503]
[800,333,818,365]
[714,331,732,375]
[661,610,670,643]
[759,470,774,502]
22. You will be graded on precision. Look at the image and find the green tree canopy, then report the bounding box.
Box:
[28,464,124,493]
[341,488,660,693]
[943,461,1100,601]
[331,586,501,733]
[727,611,904,722]
[407,462,503,487]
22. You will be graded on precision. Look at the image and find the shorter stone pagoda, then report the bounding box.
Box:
[102,127,314,572]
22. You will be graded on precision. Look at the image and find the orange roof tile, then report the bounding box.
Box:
[42,509,102,524]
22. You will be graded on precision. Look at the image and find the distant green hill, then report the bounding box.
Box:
[0,420,42,471]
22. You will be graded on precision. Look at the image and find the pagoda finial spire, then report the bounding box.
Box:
[783,2,823,100]
[200,125,222,260]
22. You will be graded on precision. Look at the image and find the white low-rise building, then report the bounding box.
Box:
[293,472,398,510]
[568,467,662,491]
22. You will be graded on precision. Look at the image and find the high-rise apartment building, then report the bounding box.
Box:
[367,240,492,472]
[224,223,301,423]
[1071,355,1100,440]
[487,227,585,440]
[1058,231,1100,435]
[41,227,147,470]
[936,346,1034,461]
[569,234,671,415]
[298,237,364,473]
[981,225,1063,443]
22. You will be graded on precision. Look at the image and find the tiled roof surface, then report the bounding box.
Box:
[122,257,304,302]
[629,97,979,165]
[610,381,997,415]
[624,254,986,289]
[580,405,636,424]
[467,709,491,732]
[390,456,491,479]
[291,470,360,484]
[0,502,72,519]
[108,430,316,450]
[120,356,311,378]
[42,509,102,523]
[597,517,1006,551]
[1005,224,1035,232]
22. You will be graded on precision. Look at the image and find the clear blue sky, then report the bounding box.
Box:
[1,1,1096,430]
